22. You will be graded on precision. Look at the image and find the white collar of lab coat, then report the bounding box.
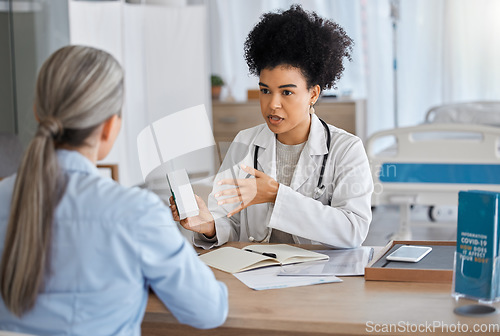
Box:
[306,114,330,156]
[253,125,276,178]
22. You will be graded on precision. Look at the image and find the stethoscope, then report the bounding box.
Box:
[247,118,331,242]
[253,117,331,199]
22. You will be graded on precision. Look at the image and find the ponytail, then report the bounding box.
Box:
[1,117,64,316]
[0,45,123,316]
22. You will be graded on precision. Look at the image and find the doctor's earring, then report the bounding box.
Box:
[309,103,315,114]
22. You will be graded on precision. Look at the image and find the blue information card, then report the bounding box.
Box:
[454,190,500,301]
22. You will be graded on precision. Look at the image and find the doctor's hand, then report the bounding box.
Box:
[169,194,216,238]
[215,164,279,217]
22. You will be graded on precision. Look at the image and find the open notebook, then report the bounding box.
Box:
[199,244,329,274]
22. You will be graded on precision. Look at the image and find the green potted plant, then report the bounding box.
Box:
[211,74,224,100]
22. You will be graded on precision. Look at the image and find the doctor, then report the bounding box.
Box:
[170,5,373,248]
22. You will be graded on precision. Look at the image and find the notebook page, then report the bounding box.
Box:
[199,247,278,273]
[245,244,329,265]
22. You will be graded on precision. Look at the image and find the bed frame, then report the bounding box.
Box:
[367,123,500,239]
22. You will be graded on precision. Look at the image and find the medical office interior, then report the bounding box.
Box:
[1,0,500,247]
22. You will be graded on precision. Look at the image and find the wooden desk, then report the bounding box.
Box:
[142,243,500,335]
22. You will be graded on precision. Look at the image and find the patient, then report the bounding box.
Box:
[0,45,227,335]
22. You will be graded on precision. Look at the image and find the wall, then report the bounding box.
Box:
[69,2,213,187]
[0,0,70,147]
[0,1,16,134]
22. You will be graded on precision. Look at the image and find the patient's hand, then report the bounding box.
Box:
[215,164,279,217]
[169,195,216,238]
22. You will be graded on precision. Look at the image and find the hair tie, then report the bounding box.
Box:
[36,116,64,141]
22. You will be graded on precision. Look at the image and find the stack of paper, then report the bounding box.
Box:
[199,244,355,290]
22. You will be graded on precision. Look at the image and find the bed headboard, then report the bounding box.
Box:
[368,123,500,206]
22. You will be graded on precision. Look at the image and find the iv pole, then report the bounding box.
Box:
[389,0,414,240]
[390,0,400,128]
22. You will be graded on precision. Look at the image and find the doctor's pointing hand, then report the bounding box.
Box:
[215,164,279,218]
[169,164,279,234]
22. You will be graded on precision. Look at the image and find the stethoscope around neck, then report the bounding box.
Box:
[247,118,331,242]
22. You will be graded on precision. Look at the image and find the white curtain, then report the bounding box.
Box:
[397,0,500,127]
[67,0,500,185]
[209,0,500,137]
[208,0,366,101]
[68,1,211,187]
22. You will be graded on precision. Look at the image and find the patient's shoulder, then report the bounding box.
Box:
[61,173,168,223]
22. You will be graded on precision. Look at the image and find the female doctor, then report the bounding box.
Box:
[171,5,373,249]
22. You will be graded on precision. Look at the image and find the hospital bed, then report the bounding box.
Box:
[425,101,500,125]
[367,102,500,239]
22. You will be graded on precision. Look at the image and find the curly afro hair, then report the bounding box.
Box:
[244,5,353,91]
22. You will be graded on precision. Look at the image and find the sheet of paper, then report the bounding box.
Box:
[153,104,215,163]
[277,260,336,276]
[233,265,342,290]
[137,104,215,182]
[278,247,374,277]
[137,125,161,180]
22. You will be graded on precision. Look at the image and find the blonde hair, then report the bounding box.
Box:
[0,45,124,316]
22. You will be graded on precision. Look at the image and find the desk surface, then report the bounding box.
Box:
[142,243,500,336]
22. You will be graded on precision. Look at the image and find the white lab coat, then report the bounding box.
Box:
[194,114,373,249]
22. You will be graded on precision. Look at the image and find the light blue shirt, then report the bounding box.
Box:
[0,150,228,335]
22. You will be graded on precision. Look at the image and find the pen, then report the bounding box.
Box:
[244,249,277,259]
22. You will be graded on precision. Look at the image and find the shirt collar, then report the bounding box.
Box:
[57,149,100,176]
